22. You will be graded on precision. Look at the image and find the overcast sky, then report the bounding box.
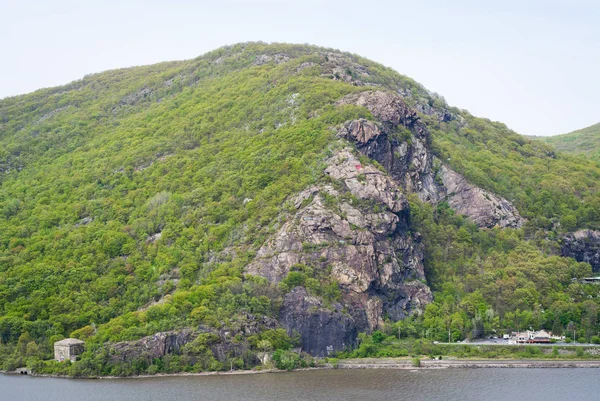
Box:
[1,0,598,136]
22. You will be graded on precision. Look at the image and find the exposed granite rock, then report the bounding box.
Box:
[36,105,73,124]
[337,90,523,229]
[112,87,154,114]
[413,99,455,123]
[163,74,186,87]
[319,52,372,86]
[74,216,93,228]
[110,329,197,363]
[120,87,153,106]
[279,287,357,357]
[324,149,409,215]
[253,53,291,66]
[336,91,441,204]
[145,232,162,244]
[337,91,420,127]
[440,166,523,229]
[561,230,600,272]
[110,314,279,364]
[245,149,431,355]
[342,119,383,144]
[296,62,316,72]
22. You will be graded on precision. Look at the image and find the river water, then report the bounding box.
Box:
[1,368,599,401]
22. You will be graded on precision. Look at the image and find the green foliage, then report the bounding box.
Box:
[402,192,600,343]
[1,42,599,375]
[248,328,294,351]
[0,43,362,366]
[534,123,600,162]
[279,264,341,304]
[371,331,386,344]
[272,349,306,371]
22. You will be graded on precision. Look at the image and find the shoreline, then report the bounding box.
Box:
[336,358,600,370]
[3,358,600,380]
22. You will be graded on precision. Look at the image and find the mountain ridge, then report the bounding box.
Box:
[0,42,599,376]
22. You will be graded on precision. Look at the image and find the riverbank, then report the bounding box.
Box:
[336,357,600,369]
[3,358,600,380]
[0,367,296,380]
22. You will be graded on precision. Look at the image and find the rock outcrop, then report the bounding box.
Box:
[245,150,431,355]
[561,230,600,272]
[279,287,357,357]
[337,91,523,229]
[440,166,523,229]
[110,329,197,363]
[110,314,279,364]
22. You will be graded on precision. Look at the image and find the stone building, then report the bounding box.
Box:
[54,338,85,362]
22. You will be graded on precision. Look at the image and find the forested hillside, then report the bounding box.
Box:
[534,123,600,162]
[0,42,599,376]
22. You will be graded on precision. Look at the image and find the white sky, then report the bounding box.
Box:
[1,0,598,136]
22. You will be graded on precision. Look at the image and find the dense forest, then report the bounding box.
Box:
[0,42,599,376]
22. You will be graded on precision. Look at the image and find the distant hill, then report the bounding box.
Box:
[535,123,600,162]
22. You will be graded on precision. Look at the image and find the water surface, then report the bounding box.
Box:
[2,368,599,401]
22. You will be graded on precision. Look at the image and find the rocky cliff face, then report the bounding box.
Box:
[440,166,523,229]
[242,89,526,356]
[279,287,357,356]
[245,149,431,356]
[561,230,600,273]
[337,91,523,229]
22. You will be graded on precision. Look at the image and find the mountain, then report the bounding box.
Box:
[534,123,600,162]
[1,42,599,376]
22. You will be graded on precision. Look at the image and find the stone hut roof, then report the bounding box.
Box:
[54,338,85,346]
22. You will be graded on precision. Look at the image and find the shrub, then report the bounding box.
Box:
[272,350,303,371]
[372,331,386,344]
[525,346,541,356]
[411,357,421,367]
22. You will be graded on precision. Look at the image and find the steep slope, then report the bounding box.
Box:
[0,42,599,376]
[246,149,432,355]
[335,91,523,229]
[534,123,600,162]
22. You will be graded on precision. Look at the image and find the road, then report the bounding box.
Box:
[436,339,600,347]
[336,358,600,369]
